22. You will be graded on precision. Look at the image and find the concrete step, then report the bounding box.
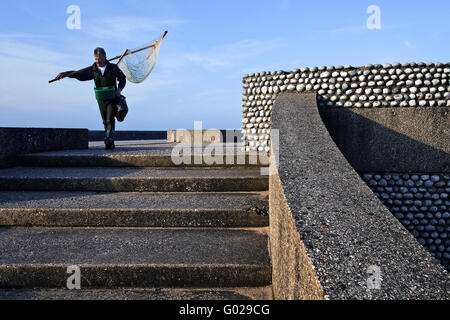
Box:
[0,167,268,192]
[0,227,271,289]
[18,152,268,168]
[18,142,269,167]
[0,286,272,300]
[0,191,269,227]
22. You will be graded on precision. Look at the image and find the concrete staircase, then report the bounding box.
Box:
[0,141,271,300]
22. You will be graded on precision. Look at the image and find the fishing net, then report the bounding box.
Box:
[117,37,163,84]
[49,31,166,84]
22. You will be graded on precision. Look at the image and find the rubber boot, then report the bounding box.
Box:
[104,127,115,150]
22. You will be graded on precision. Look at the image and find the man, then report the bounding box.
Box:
[56,47,126,149]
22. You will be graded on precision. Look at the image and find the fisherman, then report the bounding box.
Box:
[55,47,126,149]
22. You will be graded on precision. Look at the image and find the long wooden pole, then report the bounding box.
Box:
[146,30,167,60]
[116,49,129,65]
[49,30,168,83]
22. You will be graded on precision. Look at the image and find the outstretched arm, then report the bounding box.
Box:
[54,67,94,81]
[68,68,94,81]
[54,71,73,80]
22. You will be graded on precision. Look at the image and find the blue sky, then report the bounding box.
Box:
[0,0,449,130]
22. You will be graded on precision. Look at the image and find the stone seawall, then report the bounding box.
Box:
[241,62,449,152]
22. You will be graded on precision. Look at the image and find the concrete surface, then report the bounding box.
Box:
[0,127,88,168]
[0,227,271,288]
[18,140,268,167]
[269,92,448,299]
[319,107,450,172]
[0,166,268,192]
[0,140,272,298]
[0,191,269,227]
[89,130,166,141]
[0,286,273,300]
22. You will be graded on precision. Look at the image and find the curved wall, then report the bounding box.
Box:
[269,92,448,299]
[242,62,450,279]
[241,62,449,153]
[317,101,449,271]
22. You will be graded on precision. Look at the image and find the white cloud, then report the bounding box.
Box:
[403,40,414,49]
[123,77,183,104]
[330,23,413,35]
[330,25,367,34]
[184,39,283,71]
[83,16,186,42]
[195,88,232,97]
[0,36,94,115]
[0,35,74,64]
[0,33,55,40]
[241,63,287,75]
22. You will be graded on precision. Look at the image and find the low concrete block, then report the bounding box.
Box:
[167,130,221,144]
[88,130,167,141]
[0,127,88,168]
[167,130,243,144]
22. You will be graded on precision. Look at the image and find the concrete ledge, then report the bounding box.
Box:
[0,191,269,227]
[269,92,449,299]
[0,227,271,288]
[88,130,242,143]
[0,286,273,300]
[89,130,166,141]
[0,167,269,192]
[0,128,88,168]
[0,264,271,288]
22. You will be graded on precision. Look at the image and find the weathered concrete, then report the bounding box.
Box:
[0,191,269,227]
[0,140,272,298]
[270,92,448,299]
[0,286,273,300]
[0,127,88,168]
[0,227,271,288]
[167,130,243,143]
[0,264,271,289]
[18,141,269,167]
[319,107,450,172]
[269,169,324,299]
[89,130,167,141]
[89,130,242,143]
[0,167,268,192]
[167,129,222,143]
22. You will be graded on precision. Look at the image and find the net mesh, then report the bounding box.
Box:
[117,40,162,84]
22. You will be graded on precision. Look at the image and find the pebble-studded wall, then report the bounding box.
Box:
[361,173,449,271]
[241,62,449,152]
[242,62,450,271]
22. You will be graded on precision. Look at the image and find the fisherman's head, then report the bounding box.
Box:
[94,47,107,67]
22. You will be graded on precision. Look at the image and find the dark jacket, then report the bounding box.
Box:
[67,62,126,90]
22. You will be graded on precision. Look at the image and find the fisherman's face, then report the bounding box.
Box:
[94,54,106,67]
